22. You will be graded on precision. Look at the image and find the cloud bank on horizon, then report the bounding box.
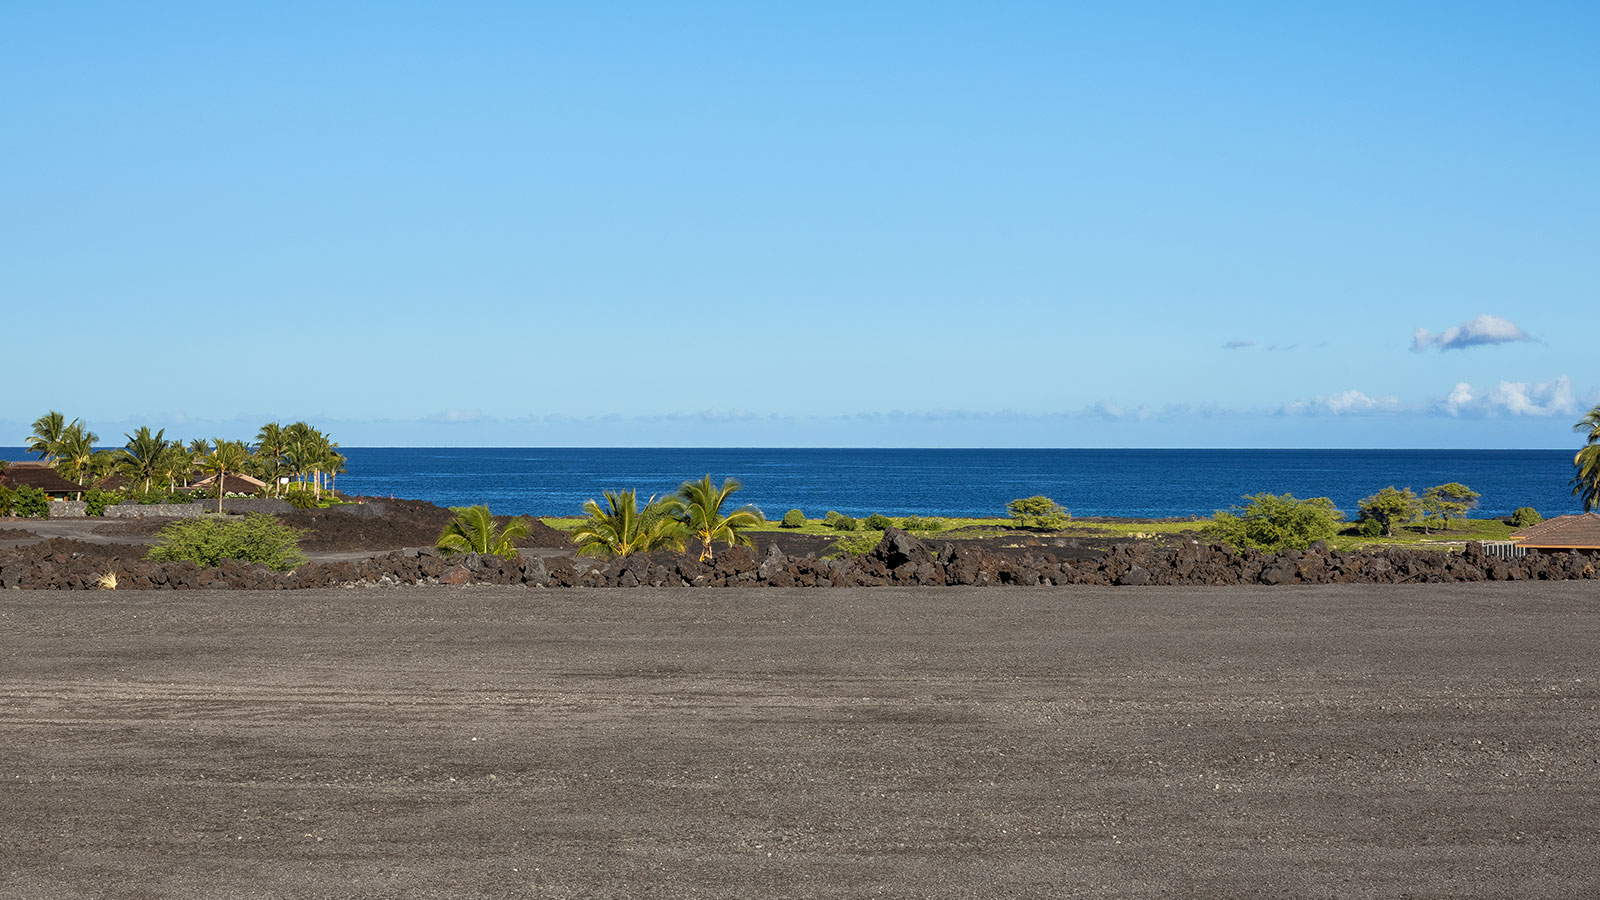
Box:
[1411,315,1535,353]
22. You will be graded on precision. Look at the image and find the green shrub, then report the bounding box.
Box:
[1007,496,1070,530]
[1356,518,1384,537]
[13,486,49,519]
[84,488,117,517]
[901,515,945,532]
[863,513,893,531]
[780,509,806,528]
[1204,492,1344,552]
[1509,507,1543,528]
[827,532,880,558]
[829,514,858,532]
[284,490,320,510]
[0,485,13,517]
[147,514,308,571]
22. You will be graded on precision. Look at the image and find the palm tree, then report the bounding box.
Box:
[200,439,251,514]
[121,426,169,493]
[156,441,191,492]
[436,505,531,558]
[54,423,99,500]
[26,411,71,463]
[676,474,762,562]
[324,449,347,497]
[283,422,333,500]
[572,489,686,558]
[1574,404,1600,512]
[254,422,288,496]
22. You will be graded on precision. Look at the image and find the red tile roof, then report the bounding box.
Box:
[1512,513,1600,549]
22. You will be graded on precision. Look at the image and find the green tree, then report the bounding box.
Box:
[571,489,686,558]
[676,475,762,562]
[254,422,289,496]
[121,426,169,493]
[1205,492,1344,551]
[25,411,70,463]
[1007,495,1071,530]
[13,485,49,518]
[53,422,99,500]
[779,509,807,528]
[200,439,251,514]
[1573,404,1600,512]
[436,505,530,558]
[1509,507,1543,528]
[1357,486,1421,537]
[1421,482,1480,531]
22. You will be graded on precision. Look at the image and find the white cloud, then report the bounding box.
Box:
[428,408,485,424]
[1411,314,1533,352]
[1280,389,1400,416]
[1437,375,1576,417]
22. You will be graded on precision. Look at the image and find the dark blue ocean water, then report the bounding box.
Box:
[5,446,1580,519]
[322,448,1581,519]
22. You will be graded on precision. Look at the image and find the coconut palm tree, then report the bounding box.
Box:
[254,422,289,496]
[436,505,531,558]
[323,449,347,497]
[156,441,191,492]
[26,411,71,463]
[572,489,686,558]
[121,426,169,493]
[676,474,762,562]
[54,423,99,500]
[1574,404,1600,512]
[200,439,251,514]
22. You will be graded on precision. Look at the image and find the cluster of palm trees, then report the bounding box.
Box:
[22,412,347,504]
[572,475,763,561]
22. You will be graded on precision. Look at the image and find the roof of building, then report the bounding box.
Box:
[1511,513,1600,549]
[186,472,268,494]
[0,462,86,495]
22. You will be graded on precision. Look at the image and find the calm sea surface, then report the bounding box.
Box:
[5,446,1578,519]
[320,448,1581,519]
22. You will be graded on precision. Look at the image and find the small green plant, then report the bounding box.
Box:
[1509,507,1543,528]
[780,509,807,528]
[863,513,893,531]
[1205,492,1343,552]
[437,505,530,557]
[0,485,13,517]
[13,486,49,519]
[84,488,116,517]
[284,490,319,510]
[827,532,880,558]
[1356,518,1384,538]
[901,515,946,532]
[147,514,308,570]
[1007,496,1070,530]
[829,514,859,531]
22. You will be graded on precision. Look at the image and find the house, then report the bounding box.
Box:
[1511,513,1600,554]
[186,472,268,495]
[0,461,86,498]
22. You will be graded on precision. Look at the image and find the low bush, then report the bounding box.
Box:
[863,513,893,531]
[13,486,49,519]
[0,485,13,517]
[901,515,945,532]
[147,514,309,571]
[284,490,320,510]
[827,533,880,558]
[1356,518,1384,538]
[780,509,806,528]
[1509,507,1543,528]
[1204,492,1343,552]
[829,514,858,532]
[84,488,116,517]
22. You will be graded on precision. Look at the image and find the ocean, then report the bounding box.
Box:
[5,446,1580,519]
[321,448,1582,520]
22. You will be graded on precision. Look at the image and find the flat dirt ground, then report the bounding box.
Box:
[3,584,1597,899]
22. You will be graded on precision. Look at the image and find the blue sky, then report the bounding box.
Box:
[3,2,1595,448]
